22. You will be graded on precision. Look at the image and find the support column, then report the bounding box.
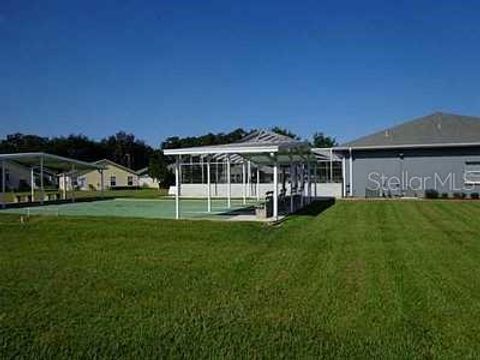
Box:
[314,161,318,199]
[242,161,246,205]
[71,164,76,203]
[227,156,231,208]
[299,163,304,208]
[256,167,260,201]
[40,156,45,205]
[31,167,35,202]
[349,148,353,197]
[342,156,346,197]
[1,160,5,209]
[207,158,211,212]
[247,160,251,197]
[273,159,278,220]
[175,156,180,219]
[306,158,311,204]
[62,173,66,200]
[289,156,294,213]
[100,169,104,198]
[330,148,334,183]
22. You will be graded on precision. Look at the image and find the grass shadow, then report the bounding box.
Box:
[291,197,336,217]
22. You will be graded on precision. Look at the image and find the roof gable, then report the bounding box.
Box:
[92,159,137,174]
[342,112,480,148]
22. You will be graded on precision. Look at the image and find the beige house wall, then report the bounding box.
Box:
[59,162,138,190]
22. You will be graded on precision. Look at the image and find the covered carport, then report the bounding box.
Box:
[0,152,104,208]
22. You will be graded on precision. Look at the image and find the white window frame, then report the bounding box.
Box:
[464,161,480,184]
[127,176,134,186]
[110,176,117,187]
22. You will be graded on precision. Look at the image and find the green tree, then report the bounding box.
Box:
[101,131,153,170]
[148,150,173,188]
[161,128,252,149]
[312,132,337,148]
[270,127,301,140]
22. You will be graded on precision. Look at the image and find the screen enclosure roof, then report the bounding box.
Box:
[163,130,312,165]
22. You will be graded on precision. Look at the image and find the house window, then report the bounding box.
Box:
[110,176,117,187]
[316,161,343,183]
[465,161,480,184]
[77,177,86,188]
[127,176,133,186]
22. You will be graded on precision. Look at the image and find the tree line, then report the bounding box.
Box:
[0,128,337,186]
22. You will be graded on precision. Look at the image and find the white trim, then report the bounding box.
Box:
[334,142,480,151]
[164,145,280,156]
[464,170,480,185]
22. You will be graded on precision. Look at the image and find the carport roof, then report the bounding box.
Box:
[0,152,104,172]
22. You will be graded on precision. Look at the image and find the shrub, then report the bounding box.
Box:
[453,192,467,200]
[471,192,480,200]
[424,189,439,199]
[441,193,449,199]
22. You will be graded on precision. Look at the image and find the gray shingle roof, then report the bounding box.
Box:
[341,112,480,148]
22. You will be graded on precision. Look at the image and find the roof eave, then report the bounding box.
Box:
[163,145,281,156]
[334,142,480,151]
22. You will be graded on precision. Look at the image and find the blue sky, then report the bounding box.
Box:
[1,0,480,146]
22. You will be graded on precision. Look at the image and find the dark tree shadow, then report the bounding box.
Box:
[216,197,336,220]
[289,197,336,217]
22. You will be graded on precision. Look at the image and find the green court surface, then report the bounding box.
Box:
[0,198,257,220]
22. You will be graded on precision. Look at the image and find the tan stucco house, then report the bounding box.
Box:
[59,159,139,191]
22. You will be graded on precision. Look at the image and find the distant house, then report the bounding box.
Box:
[59,159,139,191]
[136,167,160,189]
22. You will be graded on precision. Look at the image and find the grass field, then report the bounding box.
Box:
[1,200,480,358]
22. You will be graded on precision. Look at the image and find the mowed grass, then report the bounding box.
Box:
[1,201,480,358]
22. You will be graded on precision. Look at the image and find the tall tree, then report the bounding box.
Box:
[161,128,252,149]
[47,134,105,161]
[270,127,301,140]
[101,131,153,170]
[0,133,49,153]
[312,132,337,148]
[148,150,174,187]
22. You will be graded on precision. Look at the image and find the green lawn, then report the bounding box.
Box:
[1,200,480,358]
